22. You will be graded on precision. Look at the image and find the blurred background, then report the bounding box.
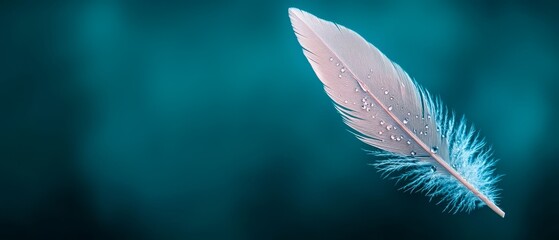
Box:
[1,0,558,239]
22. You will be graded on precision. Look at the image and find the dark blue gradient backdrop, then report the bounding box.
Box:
[1,1,558,239]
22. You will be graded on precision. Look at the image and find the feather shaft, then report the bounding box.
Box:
[289,7,505,217]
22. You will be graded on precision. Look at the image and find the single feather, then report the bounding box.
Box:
[288,8,504,217]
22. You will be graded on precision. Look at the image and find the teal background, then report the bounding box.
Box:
[1,0,558,239]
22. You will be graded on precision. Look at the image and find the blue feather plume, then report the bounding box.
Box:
[289,8,504,217]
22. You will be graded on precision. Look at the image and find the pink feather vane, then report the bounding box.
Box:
[289,8,504,217]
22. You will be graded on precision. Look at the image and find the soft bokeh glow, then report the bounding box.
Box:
[1,1,558,239]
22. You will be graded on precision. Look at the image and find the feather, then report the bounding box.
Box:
[288,8,505,217]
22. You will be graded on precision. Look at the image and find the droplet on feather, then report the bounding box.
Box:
[329,57,334,61]
[403,118,409,124]
[430,146,438,153]
[341,67,346,73]
[357,81,368,92]
[430,166,437,172]
[410,151,416,156]
[388,106,393,111]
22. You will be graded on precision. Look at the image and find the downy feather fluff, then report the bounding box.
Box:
[289,8,504,217]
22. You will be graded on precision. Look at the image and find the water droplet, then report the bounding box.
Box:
[329,57,334,62]
[396,136,401,141]
[452,164,457,168]
[338,74,342,78]
[386,125,393,130]
[336,63,340,66]
[367,74,371,79]
[410,151,416,156]
[378,131,383,135]
[425,124,429,129]
[415,115,419,119]
[390,97,394,100]
[355,88,359,92]
[362,97,367,102]
[436,126,440,132]
[393,126,397,130]
[390,135,396,140]
[344,100,348,104]
[388,106,393,111]
[370,103,374,107]
[341,67,346,73]
[380,120,385,125]
[427,115,431,119]
[413,129,417,133]
[420,131,424,135]
[441,134,446,138]
[361,104,367,110]
[372,115,375,118]
[366,107,370,111]
[406,140,411,145]
[407,112,411,116]
[430,165,436,172]
[430,146,438,153]
[384,90,389,95]
[357,81,368,92]
[369,68,373,72]
[403,118,409,124]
